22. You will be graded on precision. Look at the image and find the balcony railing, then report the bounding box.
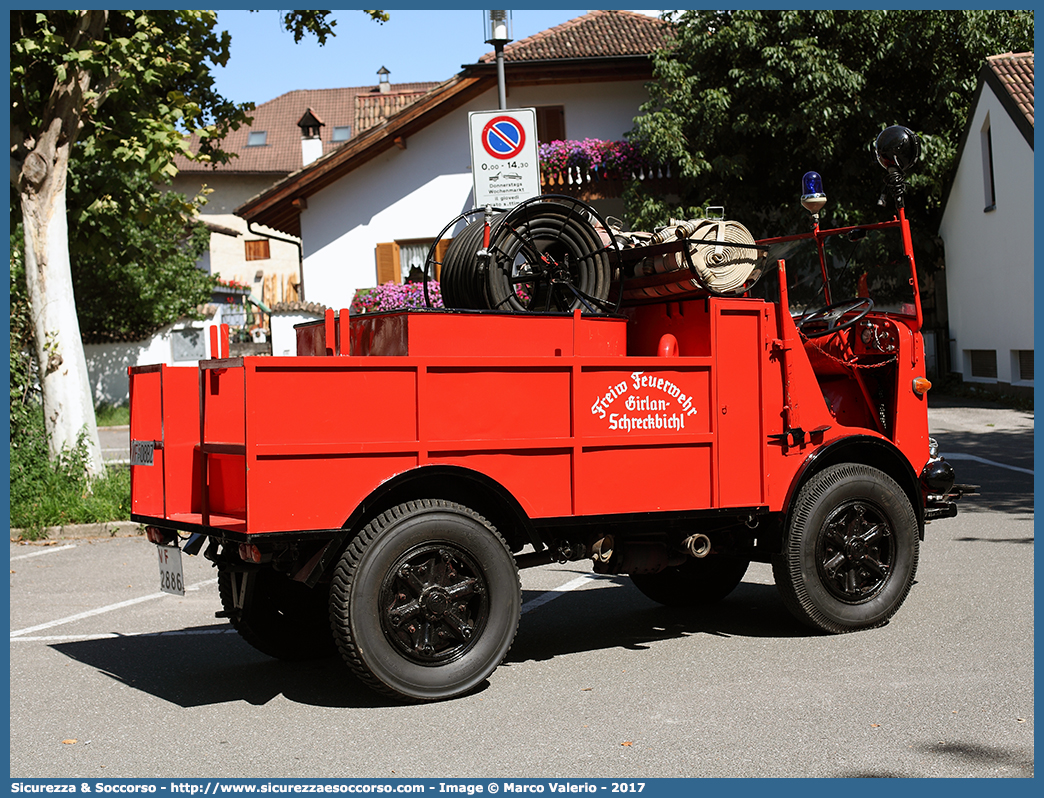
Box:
[537,139,678,200]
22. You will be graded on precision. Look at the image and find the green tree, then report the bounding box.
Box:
[627,10,1034,236]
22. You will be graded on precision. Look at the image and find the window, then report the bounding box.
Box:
[536,106,565,142]
[247,130,267,147]
[980,114,996,212]
[968,349,998,379]
[332,126,351,142]
[375,238,453,284]
[1016,350,1034,382]
[244,239,271,261]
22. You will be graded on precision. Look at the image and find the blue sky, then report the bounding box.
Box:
[210,10,662,107]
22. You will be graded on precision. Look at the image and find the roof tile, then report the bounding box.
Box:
[479,10,670,63]
[987,52,1034,128]
[176,82,438,174]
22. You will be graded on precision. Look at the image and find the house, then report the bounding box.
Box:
[938,52,1034,396]
[234,10,672,310]
[171,74,438,306]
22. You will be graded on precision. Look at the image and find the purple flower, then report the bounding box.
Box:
[350,281,444,313]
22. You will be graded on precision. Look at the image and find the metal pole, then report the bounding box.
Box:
[495,42,507,109]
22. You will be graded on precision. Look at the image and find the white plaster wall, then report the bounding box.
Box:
[84,319,215,406]
[298,81,652,309]
[938,86,1034,385]
[171,174,302,296]
[270,311,324,357]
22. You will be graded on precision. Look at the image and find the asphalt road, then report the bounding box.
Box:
[10,399,1033,779]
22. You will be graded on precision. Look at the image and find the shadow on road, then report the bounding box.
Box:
[932,426,1034,516]
[49,576,809,710]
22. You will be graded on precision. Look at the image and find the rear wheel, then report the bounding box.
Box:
[218,568,335,660]
[330,500,521,702]
[773,464,919,633]
[630,555,750,607]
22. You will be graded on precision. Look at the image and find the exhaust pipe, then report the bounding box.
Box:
[592,535,614,563]
[684,533,712,558]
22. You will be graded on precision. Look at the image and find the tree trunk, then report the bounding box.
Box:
[19,139,106,477]
[12,10,109,478]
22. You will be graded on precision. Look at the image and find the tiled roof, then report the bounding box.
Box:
[479,10,670,63]
[176,82,438,174]
[987,52,1034,127]
[355,88,435,136]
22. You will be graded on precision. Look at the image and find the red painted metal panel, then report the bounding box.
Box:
[426,367,571,443]
[578,365,712,438]
[578,444,714,514]
[430,450,573,518]
[715,305,766,507]
[247,453,419,533]
[129,367,164,518]
[129,365,199,519]
[247,364,418,447]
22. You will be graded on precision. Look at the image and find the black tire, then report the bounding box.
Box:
[218,568,336,660]
[630,555,750,607]
[330,500,521,702]
[772,464,919,633]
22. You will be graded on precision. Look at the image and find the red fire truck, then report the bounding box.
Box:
[130,127,965,701]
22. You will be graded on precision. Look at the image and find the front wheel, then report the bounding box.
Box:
[772,464,919,633]
[330,500,521,702]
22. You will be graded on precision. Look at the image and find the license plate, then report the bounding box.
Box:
[157,544,185,596]
[130,440,154,466]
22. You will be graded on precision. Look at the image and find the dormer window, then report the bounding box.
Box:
[247,131,267,147]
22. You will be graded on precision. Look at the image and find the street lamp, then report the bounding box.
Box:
[484,10,513,110]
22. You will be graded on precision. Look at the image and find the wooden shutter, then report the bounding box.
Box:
[375,242,401,284]
[433,237,453,281]
[245,239,271,261]
[536,106,565,142]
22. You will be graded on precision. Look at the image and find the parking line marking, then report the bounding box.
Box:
[943,452,1034,476]
[521,573,607,615]
[10,544,77,561]
[11,628,238,643]
[9,577,219,638]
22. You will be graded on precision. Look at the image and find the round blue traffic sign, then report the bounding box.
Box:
[481,115,526,160]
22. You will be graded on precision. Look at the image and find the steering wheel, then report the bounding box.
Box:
[797,297,874,339]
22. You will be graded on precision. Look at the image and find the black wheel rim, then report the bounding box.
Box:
[815,500,894,603]
[379,542,489,665]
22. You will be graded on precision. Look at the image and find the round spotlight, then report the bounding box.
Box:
[875,125,921,172]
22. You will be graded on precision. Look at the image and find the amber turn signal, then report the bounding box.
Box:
[912,377,932,396]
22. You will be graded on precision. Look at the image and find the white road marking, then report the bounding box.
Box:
[521,573,607,615]
[943,452,1034,476]
[10,577,219,638]
[12,628,238,643]
[10,543,77,561]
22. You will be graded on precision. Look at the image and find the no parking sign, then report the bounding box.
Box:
[469,108,540,209]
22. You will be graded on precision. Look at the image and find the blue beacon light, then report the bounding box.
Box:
[801,171,826,215]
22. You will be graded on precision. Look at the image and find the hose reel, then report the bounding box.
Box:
[625,218,762,301]
[428,196,620,314]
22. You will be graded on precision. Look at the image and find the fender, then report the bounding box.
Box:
[783,435,924,536]
[297,464,541,587]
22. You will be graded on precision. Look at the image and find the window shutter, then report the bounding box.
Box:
[375,242,401,284]
[536,106,565,142]
[245,239,271,261]
[433,237,453,281]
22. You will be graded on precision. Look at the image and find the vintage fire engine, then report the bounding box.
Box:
[130,126,965,701]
